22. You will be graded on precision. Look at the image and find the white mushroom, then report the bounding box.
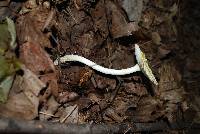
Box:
[54,44,158,85]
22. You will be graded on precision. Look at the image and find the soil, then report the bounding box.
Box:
[0,0,200,133]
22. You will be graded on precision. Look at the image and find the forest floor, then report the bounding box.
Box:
[0,0,199,133]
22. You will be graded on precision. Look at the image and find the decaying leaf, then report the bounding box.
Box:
[6,17,16,49]
[158,46,171,59]
[57,91,79,104]
[132,97,163,122]
[123,82,148,96]
[104,108,123,123]
[20,42,55,74]
[59,105,78,123]
[91,0,109,38]
[120,0,143,22]
[151,32,161,45]
[0,17,19,103]
[39,73,59,98]
[0,17,14,54]
[39,96,60,121]
[158,61,187,122]
[20,42,58,97]
[0,66,45,120]
[106,1,139,38]
[0,75,14,103]
[16,8,51,48]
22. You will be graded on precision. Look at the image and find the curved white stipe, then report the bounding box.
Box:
[54,44,158,85]
[54,55,141,75]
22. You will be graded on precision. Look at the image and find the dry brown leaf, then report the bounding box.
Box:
[158,62,187,122]
[106,1,139,38]
[132,97,163,122]
[114,100,137,116]
[158,46,171,59]
[94,74,116,91]
[20,42,55,74]
[39,73,59,97]
[124,82,148,96]
[88,93,101,103]
[104,108,123,123]
[20,42,58,97]
[120,0,143,22]
[59,105,78,123]
[158,62,182,92]
[39,96,59,121]
[151,32,161,45]
[91,0,109,38]
[0,66,45,120]
[57,91,79,104]
[16,7,51,48]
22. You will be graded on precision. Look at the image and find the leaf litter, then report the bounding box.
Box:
[0,0,190,130]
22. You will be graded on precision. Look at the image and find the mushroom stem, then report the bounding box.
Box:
[54,55,141,75]
[54,44,158,85]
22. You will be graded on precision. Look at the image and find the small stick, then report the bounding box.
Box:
[39,112,59,118]
[60,105,78,123]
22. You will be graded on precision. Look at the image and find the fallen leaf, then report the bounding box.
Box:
[123,82,148,96]
[60,105,78,123]
[158,62,188,122]
[151,32,161,45]
[57,91,79,104]
[0,66,45,120]
[132,97,163,122]
[140,11,155,29]
[120,0,143,22]
[0,55,15,81]
[0,75,14,103]
[106,1,139,38]
[0,17,19,103]
[6,17,16,49]
[16,8,51,48]
[91,0,109,38]
[94,74,116,91]
[39,73,59,97]
[20,42,55,75]
[0,17,16,54]
[88,93,101,103]
[158,46,171,59]
[104,108,123,123]
[39,96,60,121]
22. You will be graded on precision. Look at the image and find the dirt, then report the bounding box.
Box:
[0,0,199,133]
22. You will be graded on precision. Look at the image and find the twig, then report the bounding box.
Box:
[39,112,59,118]
[60,105,78,123]
[0,117,199,133]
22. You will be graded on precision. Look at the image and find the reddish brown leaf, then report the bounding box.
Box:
[57,91,79,104]
[20,42,55,75]
[16,7,51,48]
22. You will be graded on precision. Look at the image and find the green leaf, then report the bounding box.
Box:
[0,20,10,55]
[0,18,19,103]
[0,55,21,82]
[0,17,16,55]
[0,75,14,103]
[0,55,11,81]
[6,17,16,49]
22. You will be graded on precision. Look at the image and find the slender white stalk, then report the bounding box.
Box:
[54,55,141,75]
[54,44,158,85]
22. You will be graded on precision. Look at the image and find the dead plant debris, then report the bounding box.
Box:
[0,0,195,133]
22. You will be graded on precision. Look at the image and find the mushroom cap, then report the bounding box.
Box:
[135,44,158,85]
